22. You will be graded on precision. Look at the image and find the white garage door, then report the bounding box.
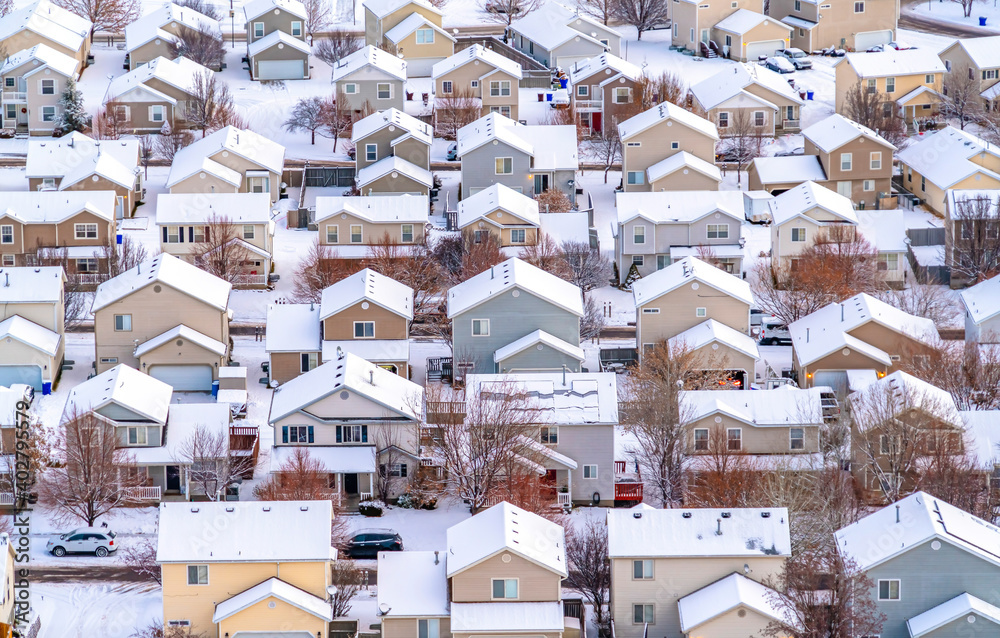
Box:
[0,366,42,391]
[745,40,784,61]
[257,60,304,80]
[149,365,213,392]
[855,30,893,50]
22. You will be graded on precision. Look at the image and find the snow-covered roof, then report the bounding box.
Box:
[457,113,578,171]
[134,324,227,358]
[0,266,64,304]
[155,193,271,225]
[385,12,454,44]
[568,52,641,85]
[509,2,615,51]
[0,190,115,225]
[91,253,232,313]
[681,385,827,428]
[492,329,585,364]
[166,156,242,189]
[0,43,78,78]
[646,151,722,184]
[607,506,791,558]
[351,108,432,146]
[269,444,377,474]
[962,408,1000,466]
[315,194,428,226]
[126,402,228,464]
[781,15,817,29]
[859,209,907,253]
[908,593,1000,638]
[170,126,285,178]
[378,551,449,617]
[466,371,617,425]
[961,272,1000,325]
[750,155,827,184]
[265,303,321,353]
[836,491,1000,570]
[108,56,212,103]
[842,48,946,77]
[618,101,719,142]
[213,577,332,623]
[714,9,789,34]
[691,63,803,112]
[0,0,91,54]
[320,268,413,321]
[26,134,139,189]
[269,350,423,422]
[946,35,1000,70]
[789,293,938,367]
[157,500,335,563]
[433,43,522,80]
[447,257,584,318]
[451,602,565,633]
[363,0,440,19]
[895,84,943,105]
[770,180,858,226]
[446,501,567,576]
[458,183,540,228]
[678,573,798,632]
[126,2,221,53]
[850,370,963,430]
[357,155,433,189]
[0,315,59,357]
[538,211,589,243]
[616,190,753,226]
[802,113,895,153]
[669,319,760,362]
[247,28,311,57]
[332,45,407,83]
[64,364,172,424]
[897,126,1000,190]
[322,339,409,364]
[632,256,753,307]
[243,0,306,20]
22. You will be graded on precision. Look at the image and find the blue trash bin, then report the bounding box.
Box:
[546,93,553,101]
[560,78,568,88]
[42,382,52,395]
[806,90,815,100]
[211,380,220,397]
[980,16,987,25]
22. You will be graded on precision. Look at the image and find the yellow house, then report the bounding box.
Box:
[834,49,946,125]
[157,500,337,637]
[769,0,898,52]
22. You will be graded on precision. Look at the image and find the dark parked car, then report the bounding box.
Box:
[764,56,796,74]
[345,529,403,558]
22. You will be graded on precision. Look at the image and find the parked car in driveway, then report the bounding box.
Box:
[764,57,795,74]
[446,142,458,161]
[775,147,805,157]
[46,528,118,557]
[345,529,403,558]
[776,48,812,70]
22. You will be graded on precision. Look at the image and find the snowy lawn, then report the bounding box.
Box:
[906,0,1000,34]
[36,583,161,638]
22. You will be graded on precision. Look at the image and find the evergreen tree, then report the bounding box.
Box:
[57,78,90,134]
[622,263,641,290]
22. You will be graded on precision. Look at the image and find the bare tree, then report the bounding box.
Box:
[138,134,154,180]
[718,109,768,186]
[610,0,669,40]
[92,100,130,140]
[366,232,443,321]
[686,426,762,508]
[153,121,194,161]
[175,424,254,501]
[950,0,976,18]
[253,447,337,501]
[176,0,221,20]
[303,0,332,35]
[55,0,141,40]
[434,233,506,285]
[314,29,364,66]
[636,71,688,110]
[120,537,161,584]
[948,192,1000,284]
[292,240,353,302]
[483,0,540,28]
[330,560,363,617]
[903,338,1000,411]
[0,0,12,17]
[374,424,417,502]
[186,70,236,137]
[194,214,254,285]
[561,241,611,292]
[535,188,573,213]
[433,87,481,140]
[323,96,353,153]
[100,232,149,281]
[284,96,330,145]
[915,436,992,520]
[576,0,613,24]
[882,274,960,326]
[518,233,573,278]
[169,26,225,70]
[843,81,908,147]
[590,127,621,183]
[941,63,984,130]
[565,519,611,636]
[579,293,605,340]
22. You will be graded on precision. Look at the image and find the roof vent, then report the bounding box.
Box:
[682,512,692,518]
[761,512,771,518]
[190,507,199,513]
[633,512,642,519]
[263,506,271,512]
[225,507,234,512]
[300,506,309,511]
[721,512,732,518]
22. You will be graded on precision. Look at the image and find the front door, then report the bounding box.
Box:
[166,466,181,491]
[592,112,602,133]
[344,473,359,495]
[533,174,549,195]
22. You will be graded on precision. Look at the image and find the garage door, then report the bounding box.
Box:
[0,366,42,392]
[855,30,892,50]
[149,365,213,392]
[745,40,784,60]
[257,60,304,80]
[812,371,848,397]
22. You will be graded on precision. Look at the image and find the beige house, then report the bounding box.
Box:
[332,45,408,115]
[124,2,222,71]
[568,53,642,136]
[618,102,720,192]
[105,56,214,133]
[352,108,433,195]
[0,44,80,134]
[961,273,1000,343]
[671,0,788,61]
[268,350,423,502]
[155,193,274,288]
[433,44,523,121]
[0,266,65,393]
[91,253,232,388]
[157,501,336,636]
[508,2,621,69]
[939,36,1000,109]
[668,319,760,387]
[0,0,92,68]
[607,507,792,638]
[691,62,805,135]
[769,180,859,272]
[243,0,310,80]
[457,183,541,247]
[835,49,946,125]
[364,0,453,77]
[315,195,428,259]
[26,133,142,219]
[769,0,897,52]
[379,502,575,638]
[802,113,895,207]
[167,126,286,202]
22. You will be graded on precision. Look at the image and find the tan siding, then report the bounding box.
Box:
[636,286,749,347]
[450,552,562,603]
[319,211,425,246]
[622,119,717,193]
[270,351,321,384]
[323,301,409,340]
[218,597,327,637]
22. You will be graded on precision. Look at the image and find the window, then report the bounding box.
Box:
[41,106,56,122]
[961,221,973,240]
[114,314,132,332]
[627,171,644,185]
[854,0,864,11]
[380,463,408,477]
[626,142,641,147]
[471,80,479,88]
[633,559,653,579]
[187,565,208,585]
[583,464,598,478]
[441,80,453,94]
[4,104,15,122]
[492,579,518,599]
[366,144,377,162]
[885,77,895,93]
[253,22,265,37]
[925,74,935,84]
[301,352,318,372]
[794,0,800,8]
[670,141,679,149]
[248,175,269,193]
[127,426,147,445]
[540,426,558,444]
[473,230,489,244]
[351,225,362,243]
[656,255,669,270]
[878,253,899,271]
[401,224,414,243]
[344,83,357,94]
[878,580,900,601]
[754,111,765,127]
[40,79,55,95]
[867,78,877,94]
[415,27,434,43]
[3,78,12,88]
[791,227,807,242]
[149,105,164,122]
[282,425,314,443]
[489,105,511,118]
[633,604,654,624]
[419,619,440,638]
[495,157,513,174]
[921,175,926,192]
[326,225,339,243]
[725,35,731,46]
[880,435,900,455]
[167,621,191,628]
[354,321,375,338]
[790,428,804,450]
[690,28,695,43]
[510,228,526,244]
[718,112,729,128]
[863,179,875,191]
[336,424,368,443]
[77,258,98,273]
[577,85,589,97]
[694,428,709,451]
[633,225,645,244]
[727,428,742,451]
[0,225,12,244]
[614,87,631,104]
[695,307,707,317]
[490,80,511,97]
[472,319,490,336]
[377,83,392,100]
[840,152,852,171]
[632,255,644,266]
[642,308,660,314]
[242,225,255,240]
[707,224,728,239]
[870,152,882,171]
[0,255,12,267]
[291,20,302,36]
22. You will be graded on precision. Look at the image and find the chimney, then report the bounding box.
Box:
[562,364,567,386]
[434,551,440,565]
[490,266,494,279]
[310,302,314,311]
[369,370,374,384]
[896,505,900,523]
[68,137,74,148]
[716,518,723,535]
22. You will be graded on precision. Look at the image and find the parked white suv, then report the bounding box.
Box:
[759,317,791,345]
[46,528,118,557]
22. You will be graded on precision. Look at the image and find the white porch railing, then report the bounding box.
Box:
[231,273,268,287]
[359,491,373,501]
[75,273,104,285]
[0,492,14,506]
[124,486,162,501]
[2,92,26,102]
[557,492,571,506]
[575,99,602,110]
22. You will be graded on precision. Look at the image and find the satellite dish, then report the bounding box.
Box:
[269,379,279,389]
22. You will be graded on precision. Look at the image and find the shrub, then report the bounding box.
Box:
[358,499,386,517]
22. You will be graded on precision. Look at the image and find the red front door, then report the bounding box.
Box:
[592,112,602,134]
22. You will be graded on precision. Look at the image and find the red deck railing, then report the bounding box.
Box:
[615,483,643,501]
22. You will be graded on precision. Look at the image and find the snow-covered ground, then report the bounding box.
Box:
[36,583,162,638]
[906,0,1000,35]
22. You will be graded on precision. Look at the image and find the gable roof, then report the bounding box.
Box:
[466,371,617,425]
[681,385,826,428]
[0,266,65,303]
[157,501,335,562]
[213,577,332,623]
[770,180,858,226]
[125,2,221,53]
[897,126,1000,190]
[841,48,946,78]
[961,272,1000,325]
[248,28,311,56]
[646,151,722,184]
[0,0,91,54]
[155,192,272,225]
[944,36,1000,70]
[133,324,227,358]
[849,370,963,430]
[384,12,455,44]
[509,2,616,51]
[64,364,172,424]
[0,191,115,224]
[433,43,522,80]
[265,303,321,353]
[91,253,232,313]
[750,155,827,184]
[356,155,433,189]
[332,45,407,83]
[678,573,798,633]
[568,52,641,85]
[315,194,428,225]
[618,101,719,142]
[166,155,242,189]
[908,593,1000,638]
[457,113,579,171]
[669,319,760,362]
[835,491,1000,570]
[377,551,450,617]
[616,190,754,226]
[445,501,567,577]
[0,43,78,78]
[26,133,139,188]
[492,329,585,365]
[691,62,803,112]
[607,506,791,558]
[363,0,440,19]
[171,126,285,177]
[458,183,540,228]
[351,107,432,145]
[858,208,906,253]
[802,113,895,153]
[319,268,413,321]
[108,56,212,103]
[243,0,306,21]
[714,8,789,34]
[0,315,60,357]
[268,350,423,423]
[447,257,584,318]
[632,256,753,307]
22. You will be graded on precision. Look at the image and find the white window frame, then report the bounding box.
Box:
[718,111,729,128]
[627,171,644,186]
[577,84,589,97]
[490,80,511,97]
[401,224,414,243]
[344,83,358,94]
[790,428,804,450]
[41,106,56,123]
[291,21,302,36]
[632,559,653,580]
[696,307,707,317]
[0,225,13,244]
[854,0,864,11]
[114,314,132,332]
[583,464,598,479]
[127,426,147,446]
[495,157,513,175]
[633,225,645,244]
[863,179,875,191]
[354,321,375,339]
[633,604,655,625]
[694,428,709,451]
[376,83,393,100]
[150,105,165,122]
[510,228,526,244]
[416,27,434,44]
[0,254,13,266]
[242,225,255,240]
[840,152,853,171]
[791,227,807,242]
[366,143,377,162]
[727,428,742,451]
[472,319,490,336]
[253,22,265,38]
[491,578,518,600]
[441,80,453,94]
[707,224,728,239]
[540,425,558,445]
[613,87,631,104]
[187,565,209,585]
[39,79,55,95]
[885,77,895,93]
[878,579,900,601]
[350,225,363,243]
[632,255,644,266]
[753,110,765,127]
[870,152,882,170]
[326,225,339,244]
